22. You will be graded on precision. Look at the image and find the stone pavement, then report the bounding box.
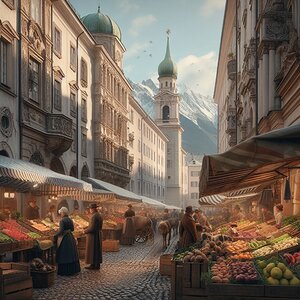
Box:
[33,234,178,300]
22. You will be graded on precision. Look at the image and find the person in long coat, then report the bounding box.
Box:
[179,206,198,249]
[121,204,136,245]
[25,199,40,220]
[55,207,80,276]
[84,203,103,270]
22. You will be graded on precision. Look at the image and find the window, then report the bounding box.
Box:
[80,58,87,86]
[191,171,200,177]
[81,98,87,122]
[71,127,76,152]
[191,193,199,199]
[29,58,40,103]
[162,105,169,122]
[165,82,168,87]
[0,40,8,85]
[53,80,62,111]
[81,131,87,156]
[31,0,41,24]
[138,119,141,130]
[130,109,134,122]
[70,44,76,69]
[53,27,61,56]
[138,140,141,152]
[167,160,171,168]
[70,92,76,117]
[191,181,198,187]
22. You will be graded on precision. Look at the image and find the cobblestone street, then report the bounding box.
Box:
[33,235,176,300]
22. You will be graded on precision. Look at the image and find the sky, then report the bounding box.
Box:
[69,0,225,97]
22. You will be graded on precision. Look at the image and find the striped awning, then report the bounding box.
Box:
[199,124,300,196]
[199,194,224,205]
[0,156,93,193]
[85,177,142,203]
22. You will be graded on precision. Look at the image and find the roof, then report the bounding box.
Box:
[158,37,177,78]
[199,124,300,196]
[140,196,165,209]
[0,156,92,193]
[81,6,121,40]
[85,177,142,203]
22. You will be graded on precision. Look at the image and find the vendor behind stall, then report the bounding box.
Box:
[46,204,56,223]
[274,204,284,228]
[25,198,40,220]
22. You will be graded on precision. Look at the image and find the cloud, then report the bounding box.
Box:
[119,0,139,13]
[176,52,218,96]
[124,42,150,58]
[129,15,157,37]
[200,0,225,17]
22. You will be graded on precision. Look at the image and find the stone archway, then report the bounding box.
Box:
[0,150,9,157]
[81,164,90,179]
[69,165,77,178]
[50,157,65,174]
[0,142,13,158]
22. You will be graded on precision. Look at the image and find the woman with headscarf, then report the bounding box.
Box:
[55,207,80,276]
[122,204,136,245]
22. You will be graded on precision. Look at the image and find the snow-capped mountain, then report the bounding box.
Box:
[129,79,218,156]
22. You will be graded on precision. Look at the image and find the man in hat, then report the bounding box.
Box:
[84,203,103,270]
[24,198,40,220]
[122,204,135,245]
[178,206,198,249]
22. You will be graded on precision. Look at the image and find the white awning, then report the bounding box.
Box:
[85,177,142,203]
[140,196,165,209]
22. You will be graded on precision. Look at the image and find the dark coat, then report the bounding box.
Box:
[25,205,40,220]
[179,213,198,248]
[55,216,79,265]
[124,209,135,218]
[84,212,103,266]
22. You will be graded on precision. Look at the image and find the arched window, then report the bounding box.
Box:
[81,164,90,178]
[0,150,9,157]
[30,151,44,166]
[162,105,170,122]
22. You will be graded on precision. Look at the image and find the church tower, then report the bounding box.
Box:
[155,35,184,207]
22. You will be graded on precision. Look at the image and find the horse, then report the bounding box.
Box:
[168,217,179,236]
[133,215,154,243]
[158,220,171,249]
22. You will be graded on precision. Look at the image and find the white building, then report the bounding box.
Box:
[186,160,201,208]
[127,95,168,201]
[154,36,185,207]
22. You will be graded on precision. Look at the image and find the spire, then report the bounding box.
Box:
[97,1,101,13]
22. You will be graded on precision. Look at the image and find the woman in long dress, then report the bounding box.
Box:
[122,204,136,245]
[55,207,81,276]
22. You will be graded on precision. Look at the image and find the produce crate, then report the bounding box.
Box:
[207,283,264,297]
[0,243,12,254]
[183,262,208,289]
[31,269,56,289]
[77,236,86,259]
[102,239,119,252]
[171,260,183,300]
[0,263,32,300]
[159,254,173,276]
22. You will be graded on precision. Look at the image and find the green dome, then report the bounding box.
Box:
[81,6,121,40]
[158,37,177,78]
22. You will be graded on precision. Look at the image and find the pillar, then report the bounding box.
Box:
[263,49,269,116]
[268,47,275,111]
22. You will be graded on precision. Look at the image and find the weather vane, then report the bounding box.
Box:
[166,29,171,36]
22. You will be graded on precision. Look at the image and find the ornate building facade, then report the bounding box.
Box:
[214,0,300,214]
[0,1,134,188]
[154,36,185,207]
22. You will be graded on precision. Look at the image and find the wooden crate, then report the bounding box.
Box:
[102,240,119,252]
[183,262,208,289]
[0,263,32,300]
[207,283,264,297]
[31,269,56,288]
[159,254,173,276]
[77,236,86,259]
[264,285,300,298]
[171,260,183,300]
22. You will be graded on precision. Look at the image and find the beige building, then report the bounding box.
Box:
[214,0,300,214]
[127,95,168,201]
[186,160,201,208]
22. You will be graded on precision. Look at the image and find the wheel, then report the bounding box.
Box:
[135,232,147,243]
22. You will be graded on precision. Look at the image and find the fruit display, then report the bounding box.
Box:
[283,251,300,265]
[2,228,31,240]
[0,232,14,243]
[30,257,55,272]
[237,229,260,240]
[229,261,260,283]
[41,219,59,230]
[236,221,258,231]
[252,245,274,258]
[230,252,253,260]
[26,232,42,239]
[103,219,118,228]
[226,240,249,253]
[257,224,278,237]
[249,239,268,250]
[282,216,299,227]
[256,258,300,285]
[211,258,230,283]
[28,220,52,233]
[272,237,299,251]
[182,249,209,263]
[71,215,89,228]
[268,233,291,244]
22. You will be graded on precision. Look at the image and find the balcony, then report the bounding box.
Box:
[227,57,237,80]
[46,114,73,156]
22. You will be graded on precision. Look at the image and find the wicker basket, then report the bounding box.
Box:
[102,239,119,252]
[31,269,56,288]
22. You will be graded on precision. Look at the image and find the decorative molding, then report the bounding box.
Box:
[0,20,19,42]
[0,107,13,138]
[53,66,65,79]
